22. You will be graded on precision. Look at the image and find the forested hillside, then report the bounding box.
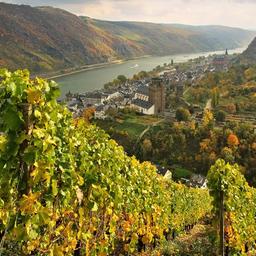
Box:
[0,2,254,74]
[239,36,256,64]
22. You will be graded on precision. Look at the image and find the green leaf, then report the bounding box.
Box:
[24,146,37,164]
[3,107,23,131]
[38,208,51,224]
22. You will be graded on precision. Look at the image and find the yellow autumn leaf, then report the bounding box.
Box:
[0,135,7,152]
[20,192,41,214]
[51,245,64,256]
[26,88,42,104]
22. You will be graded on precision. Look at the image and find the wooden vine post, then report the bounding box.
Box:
[20,102,33,196]
[219,189,224,256]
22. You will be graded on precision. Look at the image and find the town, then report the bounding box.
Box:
[62,50,232,121]
[60,49,256,189]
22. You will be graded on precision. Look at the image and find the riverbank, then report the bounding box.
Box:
[47,60,124,80]
[46,55,152,80]
[54,47,246,96]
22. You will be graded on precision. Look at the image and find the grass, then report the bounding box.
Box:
[115,117,146,137]
[94,112,162,138]
[172,166,193,180]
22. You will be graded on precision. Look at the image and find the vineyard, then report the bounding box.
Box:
[208,159,256,255]
[0,69,255,255]
[0,69,211,255]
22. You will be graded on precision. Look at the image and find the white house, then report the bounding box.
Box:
[103,90,122,101]
[131,98,155,115]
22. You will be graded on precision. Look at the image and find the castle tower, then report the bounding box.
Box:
[149,78,165,115]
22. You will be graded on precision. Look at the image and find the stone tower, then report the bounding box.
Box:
[149,78,165,115]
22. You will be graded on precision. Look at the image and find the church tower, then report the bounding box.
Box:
[149,78,165,115]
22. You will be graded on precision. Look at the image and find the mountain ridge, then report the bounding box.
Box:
[0,3,255,74]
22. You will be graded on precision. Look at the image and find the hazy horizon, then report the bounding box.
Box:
[1,0,256,30]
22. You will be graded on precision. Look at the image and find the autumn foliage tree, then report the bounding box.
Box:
[82,107,95,122]
[227,133,239,147]
[202,109,214,128]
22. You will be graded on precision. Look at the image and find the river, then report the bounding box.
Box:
[54,47,246,96]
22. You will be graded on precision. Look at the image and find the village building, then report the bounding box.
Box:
[212,49,229,71]
[189,174,207,188]
[102,90,122,101]
[67,97,83,111]
[84,92,106,105]
[94,104,108,120]
[134,85,149,101]
[131,98,155,115]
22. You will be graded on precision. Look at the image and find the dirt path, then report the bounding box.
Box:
[150,224,217,256]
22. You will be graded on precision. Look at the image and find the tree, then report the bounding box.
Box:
[82,107,95,122]
[175,107,191,122]
[225,103,236,114]
[227,133,239,147]
[104,82,112,90]
[141,138,152,159]
[211,87,220,108]
[202,110,214,128]
[221,147,235,163]
[117,75,127,83]
[244,67,256,81]
[113,78,121,86]
[137,71,149,79]
[106,107,118,118]
[215,110,227,122]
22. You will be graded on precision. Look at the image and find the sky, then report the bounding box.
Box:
[2,0,256,30]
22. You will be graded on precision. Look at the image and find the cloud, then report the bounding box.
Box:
[2,0,256,29]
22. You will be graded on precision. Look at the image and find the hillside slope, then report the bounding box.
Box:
[89,19,254,55]
[239,37,256,64]
[0,3,255,74]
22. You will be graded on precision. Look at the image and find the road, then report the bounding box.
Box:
[133,119,164,151]
[204,99,212,111]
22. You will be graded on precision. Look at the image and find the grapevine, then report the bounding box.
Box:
[0,69,212,255]
[208,159,256,255]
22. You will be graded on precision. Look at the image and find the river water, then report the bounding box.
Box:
[54,47,246,96]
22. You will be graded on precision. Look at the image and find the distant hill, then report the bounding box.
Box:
[0,3,255,74]
[238,37,256,64]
